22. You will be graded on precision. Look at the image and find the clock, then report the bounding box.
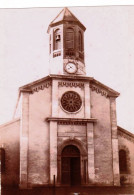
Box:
[65,62,77,74]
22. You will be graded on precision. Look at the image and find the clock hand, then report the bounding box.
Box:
[70,65,73,69]
[68,65,73,69]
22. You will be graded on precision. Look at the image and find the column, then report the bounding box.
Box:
[20,92,29,188]
[50,121,57,184]
[110,97,120,186]
[84,82,91,118]
[87,123,95,183]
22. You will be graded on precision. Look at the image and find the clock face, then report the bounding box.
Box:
[65,63,77,74]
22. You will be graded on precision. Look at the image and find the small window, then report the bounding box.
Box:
[119,149,127,173]
[79,31,83,52]
[54,29,61,50]
[66,28,74,49]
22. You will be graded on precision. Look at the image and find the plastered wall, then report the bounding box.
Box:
[0,119,20,186]
[91,89,113,185]
[28,87,51,185]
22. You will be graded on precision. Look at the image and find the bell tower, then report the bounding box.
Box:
[47,7,86,75]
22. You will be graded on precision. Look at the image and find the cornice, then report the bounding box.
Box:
[19,74,119,97]
[46,117,97,124]
[91,79,120,97]
[90,84,108,98]
[49,21,86,31]
[49,74,93,81]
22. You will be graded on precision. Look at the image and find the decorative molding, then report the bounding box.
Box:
[118,131,134,143]
[57,138,87,157]
[20,89,32,93]
[58,81,84,88]
[31,81,52,93]
[46,117,97,123]
[58,121,86,126]
[58,132,86,137]
[90,84,108,97]
[53,50,61,58]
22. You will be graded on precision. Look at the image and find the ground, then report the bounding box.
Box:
[2,186,134,195]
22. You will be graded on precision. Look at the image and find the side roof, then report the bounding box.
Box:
[0,118,20,129]
[118,126,134,142]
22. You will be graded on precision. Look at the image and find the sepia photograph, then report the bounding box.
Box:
[0,4,134,195]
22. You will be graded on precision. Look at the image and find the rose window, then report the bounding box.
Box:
[61,91,82,112]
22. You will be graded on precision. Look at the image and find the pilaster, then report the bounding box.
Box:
[49,121,58,184]
[84,82,91,118]
[52,79,58,117]
[87,123,95,183]
[110,97,120,186]
[20,92,29,188]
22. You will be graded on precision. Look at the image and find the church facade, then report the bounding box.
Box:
[0,7,134,189]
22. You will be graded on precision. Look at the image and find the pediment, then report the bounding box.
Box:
[19,74,120,97]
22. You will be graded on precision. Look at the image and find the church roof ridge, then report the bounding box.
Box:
[48,7,86,32]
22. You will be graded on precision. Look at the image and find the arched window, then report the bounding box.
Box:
[119,149,127,173]
[79,31,83,52]
[54,29,61,50]
[66,28,74,49]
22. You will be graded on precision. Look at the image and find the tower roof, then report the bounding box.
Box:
[48,7,86,32]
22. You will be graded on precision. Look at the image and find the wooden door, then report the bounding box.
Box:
[61,145,81,186]
[70,157,81,185]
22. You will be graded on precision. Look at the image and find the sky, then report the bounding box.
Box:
[0,5,134,134]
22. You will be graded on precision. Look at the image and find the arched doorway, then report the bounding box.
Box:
[61,145,81,186]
